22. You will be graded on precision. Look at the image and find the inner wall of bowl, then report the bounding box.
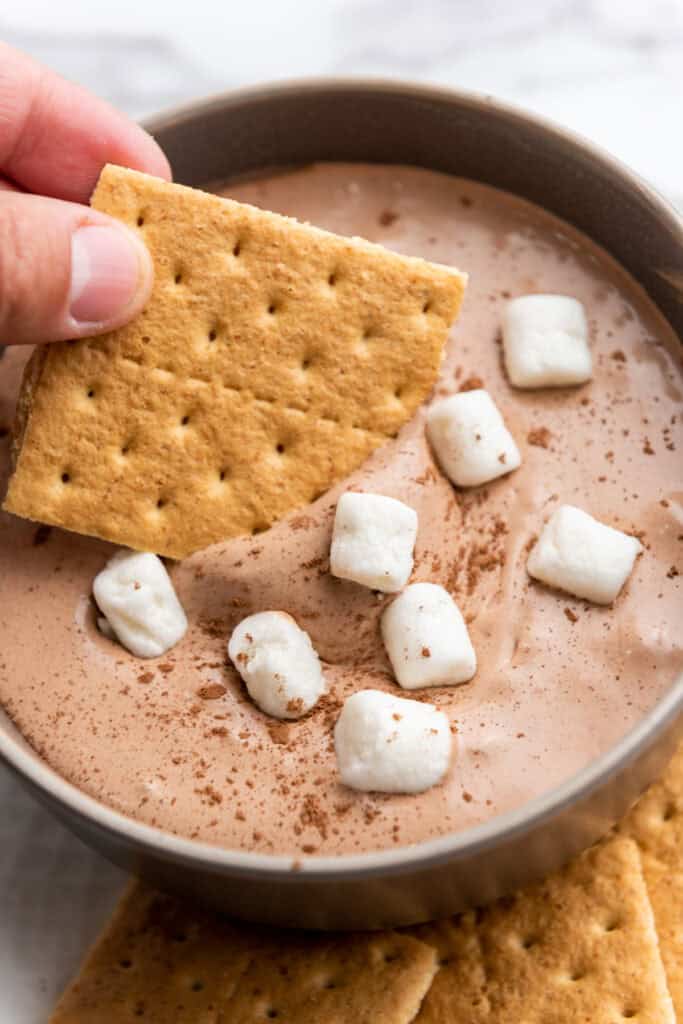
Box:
[149,83,682,341]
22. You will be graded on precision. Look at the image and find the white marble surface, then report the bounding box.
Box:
[1,2,682,1019]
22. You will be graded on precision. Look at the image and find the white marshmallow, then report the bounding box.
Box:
[93,549,188,658]
[228,611,326,719]
[426,389,521,488]
[381,582,476,689]
[527,504,642,605]
[334,689,452,793]
[502,294,592,388]
[330,491,418,593]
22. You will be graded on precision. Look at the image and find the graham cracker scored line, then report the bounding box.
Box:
[3,165,466,558]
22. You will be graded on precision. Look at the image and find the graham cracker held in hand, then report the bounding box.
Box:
[619,740,683,1018]
[4,165,466,558]
[410,836,674,1023]
[50,882,438,1024]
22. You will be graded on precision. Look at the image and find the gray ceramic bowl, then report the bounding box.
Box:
[1,80,682,930]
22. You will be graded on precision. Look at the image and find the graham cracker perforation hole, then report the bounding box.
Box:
[119,958,132,969]
[156,497,167,510]
[328,271,337,287]
[438,956,452,968]
[662,801,676,821]
[266,1009,279,1019]
[233,241,242,257]
[180,415,191,427]
[251,523,269,535]
[219,468,229,482]
[208,328,217,342]
[87,388,96,399]
[136,214,145,227]
[621,1008,638,1019]
[276,443,286,454]
[267,302,278,316]
[603,914,622,933]
[174,269,184,285]
[422,299,433,314]
[61,472,71,484]
[323,978,338,989]
[383,950,400,963]
[190,980,204,992]
[301,358,312,371]
[520,934,538,950]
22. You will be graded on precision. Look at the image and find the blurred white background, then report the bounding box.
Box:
[1,1,682,1020]
[2,0,683,205]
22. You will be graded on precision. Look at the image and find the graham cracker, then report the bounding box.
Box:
[410,835,675,1023]
[50,881,438,1024]
[619,741,683,1017]
[4,165,466,558]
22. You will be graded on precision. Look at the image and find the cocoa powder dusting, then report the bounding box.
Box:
[527,427,552,449]
[459,375,484,392]
[197,684,227,700]
[378,209,399,226]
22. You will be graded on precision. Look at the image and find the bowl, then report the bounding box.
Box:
[1,80,682,929]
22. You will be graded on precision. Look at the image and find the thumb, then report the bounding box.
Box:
[0,191,153,345]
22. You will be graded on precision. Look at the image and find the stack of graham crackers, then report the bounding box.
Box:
[51,745,683,1022]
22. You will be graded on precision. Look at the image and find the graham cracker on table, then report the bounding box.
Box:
[410,835,675,1023]
[50,881,438,1024]
[619,740,683,1018]
[4,165,466,558]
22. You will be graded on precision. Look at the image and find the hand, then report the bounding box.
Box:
[0,43,171,346]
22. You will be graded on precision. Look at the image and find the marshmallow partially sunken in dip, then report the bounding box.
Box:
[93,549,187,658]
[228,611,326,720]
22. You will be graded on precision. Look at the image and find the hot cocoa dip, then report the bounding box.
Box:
[0,164,681,857]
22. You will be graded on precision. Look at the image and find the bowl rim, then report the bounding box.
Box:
[2,76,682,882]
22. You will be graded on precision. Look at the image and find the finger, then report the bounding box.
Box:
[0,191,153,345]
[0,43,171,203]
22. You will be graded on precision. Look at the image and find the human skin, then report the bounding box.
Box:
[0,42,171,346]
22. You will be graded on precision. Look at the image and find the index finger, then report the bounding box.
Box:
[0,43,171,203]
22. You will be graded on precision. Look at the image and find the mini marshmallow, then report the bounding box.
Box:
[426,389,521,488]
[330,491,418,593]
[381,582,476,689]
[93,549,188,658]
[334,689,452,793]
[527,504,642,605]
[228,611,326,719]
[502,294,592,388]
